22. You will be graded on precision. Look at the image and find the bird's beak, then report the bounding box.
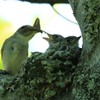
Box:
[32,18,43,33]
[78,36,81,40]
[74,36,81,42]
[33,18,40,30]
[43,33,53,42]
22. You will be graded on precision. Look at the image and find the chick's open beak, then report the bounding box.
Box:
[43,33,53,42]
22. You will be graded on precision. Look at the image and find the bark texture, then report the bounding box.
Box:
[68,0,100,99]
[20,0,69,5]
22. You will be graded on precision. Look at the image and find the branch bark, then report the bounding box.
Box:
[20,0,69,5]
[68,0,100,99]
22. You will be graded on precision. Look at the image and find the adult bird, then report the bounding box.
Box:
[1,18,42,75]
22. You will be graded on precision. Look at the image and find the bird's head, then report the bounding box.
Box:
[64,36,81,48]
[43,33,64,44]
[43,33,64,49]
[14,18,42,41]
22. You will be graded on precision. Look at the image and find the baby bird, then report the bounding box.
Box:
[43,33,81,61]
[1,18,41,75]
[43,33,64,50]
[43,32,81,51]
[60,36,81,50]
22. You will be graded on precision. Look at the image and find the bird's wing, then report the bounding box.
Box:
[1,38,9,59]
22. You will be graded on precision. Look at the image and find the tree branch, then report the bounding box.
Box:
[20,0,69,5]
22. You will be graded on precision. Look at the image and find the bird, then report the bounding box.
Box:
[59,36,81,65]
[43,33,81,62]
[43,33,64,51]
[43,32,81,51]
[1,18,42,76]
[59,36,81,51]
[42,32,65,60]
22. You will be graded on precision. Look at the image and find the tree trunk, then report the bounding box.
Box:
[68,0,100,99]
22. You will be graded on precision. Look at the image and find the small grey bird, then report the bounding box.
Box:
[60,36,81,50]
[43,33,81,60]
[1,18,41,75]
[42,33,64,59]
[43,33,64,49]
[43,33,81,50]
[65,36,81,47]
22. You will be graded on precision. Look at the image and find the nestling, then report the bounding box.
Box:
[1,18,41,75]
[43,33,64,49]
[60,36,81,50]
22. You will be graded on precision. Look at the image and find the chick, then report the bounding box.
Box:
[1,18,41,75]
[60,36,81,50]
[43,33,64,51]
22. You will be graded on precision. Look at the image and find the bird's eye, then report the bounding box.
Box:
[66,39,71,42]
[53,35,60,39]
[53,35,58,38]
[20,26,27,30]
